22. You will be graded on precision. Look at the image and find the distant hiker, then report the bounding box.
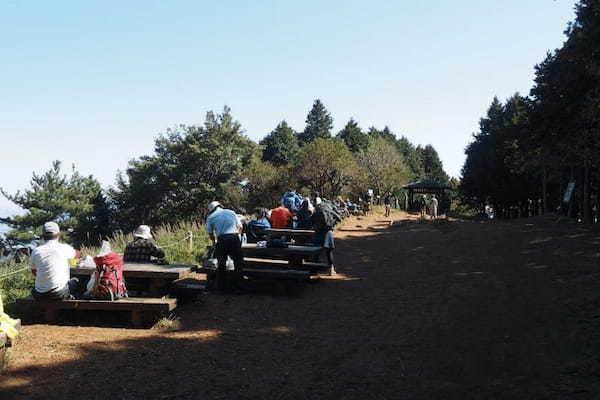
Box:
[270,203,293,229]
[384,194,391,217]
[206,201,245,292]
[30,222,82,300]
[419,195,427,218]
[430,195,439,220]
[123,225,166,263]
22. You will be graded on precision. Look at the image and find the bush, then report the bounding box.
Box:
[0,260,34,305]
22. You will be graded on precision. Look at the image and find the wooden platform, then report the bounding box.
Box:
[17,295,177,327]
[243,257,329,273]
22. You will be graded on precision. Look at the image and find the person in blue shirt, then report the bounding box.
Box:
[206,201,244,292]
[280,190,302,213]
[246,208,271,243]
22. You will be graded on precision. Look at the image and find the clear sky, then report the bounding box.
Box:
[0,0,577,214]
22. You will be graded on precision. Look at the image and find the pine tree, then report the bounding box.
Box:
[337,118,368,152]
[260,121,299,166]
[297,99,333,144]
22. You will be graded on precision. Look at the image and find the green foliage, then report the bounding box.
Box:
[0,260,34,304]
[337,118,368,153]
[419,145,450,184]
[260,121,299,166]
[0,160,103,243]
[297,99,333,144]
[295,138,356,198]
[355,136,411,197]
[111,107,256,229]
[242,157,289,211]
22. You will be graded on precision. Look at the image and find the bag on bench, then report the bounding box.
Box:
[89,252,128,301]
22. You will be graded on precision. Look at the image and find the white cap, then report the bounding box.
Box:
[133,225,152,239]
[42,221,60,234]
[97,240,112,257]
[207,201,222,214]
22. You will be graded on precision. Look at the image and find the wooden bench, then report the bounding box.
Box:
[243,257,329,274]
[17,295,177,327]
[243,267,310,281]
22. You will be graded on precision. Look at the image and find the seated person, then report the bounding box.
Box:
[30,221,82,300]
[269,204,292,229]
[296,199,314,230]
[123,225,166,263]
[246,208,271,243]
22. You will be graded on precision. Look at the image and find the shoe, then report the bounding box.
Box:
[329,267,337,276]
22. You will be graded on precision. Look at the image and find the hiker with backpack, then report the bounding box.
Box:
[123,225,166,263]
[30,222,82,300]
[311,202,337,276]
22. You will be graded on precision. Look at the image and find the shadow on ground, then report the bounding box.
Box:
[3,213,600,399]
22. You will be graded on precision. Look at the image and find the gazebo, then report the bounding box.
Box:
[403,180,453,213]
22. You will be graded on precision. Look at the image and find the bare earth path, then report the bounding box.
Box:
[2,211,600,399]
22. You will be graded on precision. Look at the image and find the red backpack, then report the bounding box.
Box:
[91,253,128,300]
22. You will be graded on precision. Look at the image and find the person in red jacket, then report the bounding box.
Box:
[269,204,292,229]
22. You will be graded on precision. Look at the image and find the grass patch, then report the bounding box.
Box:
[152,314,181,331]
[0,260,34,305]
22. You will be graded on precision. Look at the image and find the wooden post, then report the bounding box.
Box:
[188,231,193,253]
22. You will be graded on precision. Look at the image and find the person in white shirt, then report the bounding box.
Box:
[430,195,439,220]
[30,221,80,300]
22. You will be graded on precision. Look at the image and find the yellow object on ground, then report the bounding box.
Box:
[0,294,19,340]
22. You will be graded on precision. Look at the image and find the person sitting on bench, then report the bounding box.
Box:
[30,221,82,300]
[246,208,271,243]
[123,225,166,263]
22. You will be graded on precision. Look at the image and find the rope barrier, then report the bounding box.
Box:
[0,267,29,282]
[157,232,192,249]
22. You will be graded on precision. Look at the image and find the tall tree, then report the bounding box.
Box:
[260,121,299,166]
[337,118,368,153]
[295,138,355,198]
[297,99,333,144]
[356,136,410,197]
[0,161,102,241]
[111,107,256,229]
[420,144,449,184]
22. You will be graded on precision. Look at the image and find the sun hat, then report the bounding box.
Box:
[133,225,152,239]
[42,221,60,234]
[207,201,222,214]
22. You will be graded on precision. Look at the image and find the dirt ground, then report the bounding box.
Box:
[2,211,600,399]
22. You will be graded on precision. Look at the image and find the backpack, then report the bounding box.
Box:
[312,203,341,230]
[91,253,127,300]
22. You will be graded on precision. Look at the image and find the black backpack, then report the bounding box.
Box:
[312,203,341,230]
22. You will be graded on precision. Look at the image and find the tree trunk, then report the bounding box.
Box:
[584,162,592,224]
[542,166,548,214]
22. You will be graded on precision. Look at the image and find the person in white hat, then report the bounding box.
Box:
[123,225,166,263]
[205,201,244,292]
[30,221,81,300]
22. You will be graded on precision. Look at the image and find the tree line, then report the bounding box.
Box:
[460,0,600,223]
[1,99,449,245]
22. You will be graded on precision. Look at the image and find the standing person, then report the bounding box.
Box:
[311,204,336,276]
[384,194,391,217]
[430,194,439,220]
[419,195,427,218]
[30,222,81,300]
[269,203,293,229]
[206,201,245,292]
[123,225,166,263]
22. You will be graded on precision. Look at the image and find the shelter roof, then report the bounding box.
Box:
[403,180,453,190]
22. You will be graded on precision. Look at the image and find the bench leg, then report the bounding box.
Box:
[149,279,168,296]
[131,311,144,327]
[44,307,60,323]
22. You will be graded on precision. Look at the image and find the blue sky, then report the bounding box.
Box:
[0,1,577,214]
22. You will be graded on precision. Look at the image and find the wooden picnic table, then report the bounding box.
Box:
[263,228,315,237]
[71,263,194,296]
[241,243,322,267]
